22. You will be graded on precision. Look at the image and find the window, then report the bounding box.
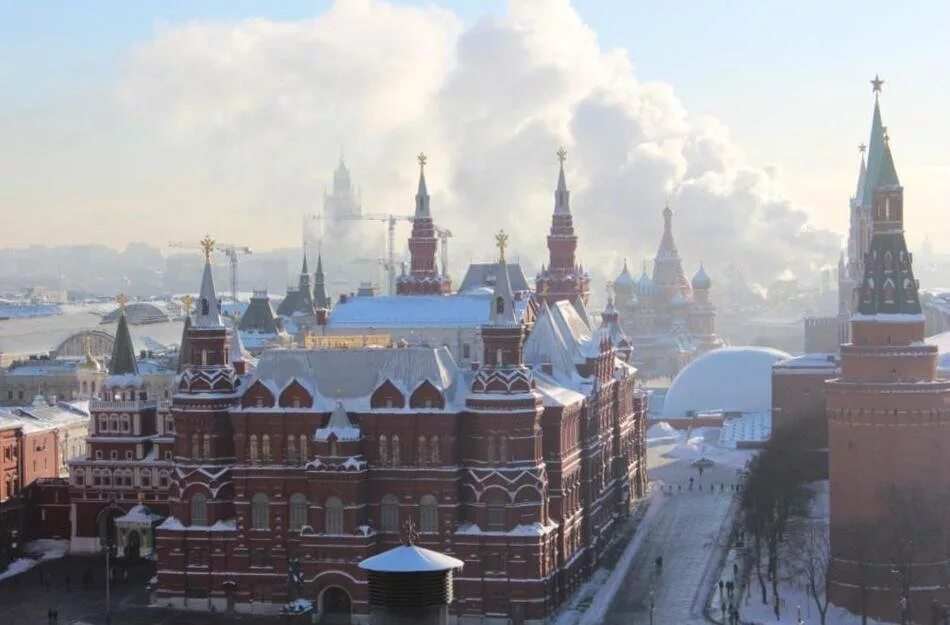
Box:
[262,435,271,461]
[431,436,440,464]
[192,433,200,458]
[420,495,438,533]
[164,450,172,461]
[141,471,151,488]
[125,450,133,460]
[391,435,400,465]
[95,450,103,460]
[251,493,270,530]
[101,471,112,487]
[159,472,169,488]
[286,435,296,464]
[498,436,508,463]
[487,436,496,462]
[380,494,399,532]
[75,469,85,486]
[378,435,389,465]
[462,343,471,359]
[417,436,427,466]
[191,493,208,526]
[249,435,259,463]
[289,493,308,530]
[299,434,307,461]
[110,450,118,460]
[325,497,343,535]
[98,415,107,433]
[203,434,211,459]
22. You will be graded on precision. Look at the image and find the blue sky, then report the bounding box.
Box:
[2,0,948,258]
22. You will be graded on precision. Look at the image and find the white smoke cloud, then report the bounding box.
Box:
[118,0,839,291]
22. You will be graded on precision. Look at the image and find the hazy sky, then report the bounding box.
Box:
[2,0,947,285]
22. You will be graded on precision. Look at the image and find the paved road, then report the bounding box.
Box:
[602,439,747,625]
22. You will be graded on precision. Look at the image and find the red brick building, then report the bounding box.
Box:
[827,90,950,623]
[396,154,452,296]
[154,239,647,624]
[771,353,839,449]
[67,309,176,553]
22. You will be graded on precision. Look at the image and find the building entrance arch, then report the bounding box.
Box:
[318,585,352,624]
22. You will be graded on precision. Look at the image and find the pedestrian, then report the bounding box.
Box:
[48,608,53,624]
[733,562,739,577]
[54,609,59,624]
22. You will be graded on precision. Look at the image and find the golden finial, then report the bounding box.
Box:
[858,143,867,155]
[200,235,215,262]
[116,293,129,309]
[181,294,194,315]
[556,146,567,165]
[495,230,509,263]
[417,152,427,169]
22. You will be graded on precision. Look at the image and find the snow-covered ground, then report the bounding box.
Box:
[0,539,68,582]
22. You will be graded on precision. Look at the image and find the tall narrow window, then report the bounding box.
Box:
[329,439,338,457]
[420,494,438,533]
[430,435,440,464]
[299,434,307,461]
[262,434,271,461]
[417,436,427,466]
[202,434,211,459]
[498,436,508,463]
[192,433,200,458]
[249,434,258,463]
[251,493,269,529]
[325,497,343,535]
[487,436,496,462]
[379,434,389,465]
[391,435,400,465]
[487,503,506,531]
[191,493,208,526]
[380,495,399,532]
[286,435,296,464]
[289,493,308,530]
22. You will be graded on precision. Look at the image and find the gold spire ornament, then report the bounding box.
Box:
[495,230,509,263]
[556,146,567,165]
[116,293,129,309]
[417,152,427,169]
[181,294,194,315]
[200,235,215,262]
[859,143,867,155]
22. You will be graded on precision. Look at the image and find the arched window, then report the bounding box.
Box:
[420,494,438,533]
[498,435,508,462]
[262,434,271,461]
[191,493,208,526]
[381,495,399,532]
[191,433,200,458]
[289,493,308,530]
[430,435,440,464]
[325,497,343,535]
[329,439,338,457]
[251,493,269,530]
[299,434,307,461]
[391,435,400,466]
[487,501,506,531]
[496,296,504,315]
[249,434,259,463]
[286,435,296,464]
[379,434,389,465]
[201,299,209,315]
[201,349,208,366]
[202,434,211,459]
[417,436,427,466]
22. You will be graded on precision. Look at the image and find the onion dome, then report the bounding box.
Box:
[637,263,655,297]
[691,264,712,290]
[614,259,637,293]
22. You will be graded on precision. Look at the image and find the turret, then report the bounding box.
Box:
[397,153,451,295]
[313,252,331,309]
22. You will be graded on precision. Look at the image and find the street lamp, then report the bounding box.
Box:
[649,587,655,625]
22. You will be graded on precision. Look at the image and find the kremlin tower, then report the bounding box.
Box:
[827,87,950,623]
[535,148,590,307]
[396,154,451,295]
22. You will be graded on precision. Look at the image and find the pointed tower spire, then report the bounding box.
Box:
[109,303,139,376]
[652,204,691,296]
[415,152,430,218]
[490,230,518,326]
[554,146,571,215]
[301,253,309,275]
[314,252,330,309]
[195,236,224,328]
[860,80,888,209]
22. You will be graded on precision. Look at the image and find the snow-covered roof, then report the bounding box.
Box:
[772,353,839,373]
[248,347,463,411]
[662,346,790,418]
[358,544,463,573]
[115,504,163,525]
[327,293,527,329]
[458,263,531,293]
[926,331,950,372]
[314,401,361,442]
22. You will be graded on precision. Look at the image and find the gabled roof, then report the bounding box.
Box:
[358,544,463,573]
[239,294,281,334]
[314,401,360,442]
[458,263,531,293]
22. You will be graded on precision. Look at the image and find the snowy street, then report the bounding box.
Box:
[602,432,750,625]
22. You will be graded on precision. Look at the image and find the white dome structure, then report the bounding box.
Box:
[662,346,791,418]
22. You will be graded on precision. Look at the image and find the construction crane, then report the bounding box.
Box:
[168,240,252,303]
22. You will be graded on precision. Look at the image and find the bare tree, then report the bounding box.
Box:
[793,523,832,625]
